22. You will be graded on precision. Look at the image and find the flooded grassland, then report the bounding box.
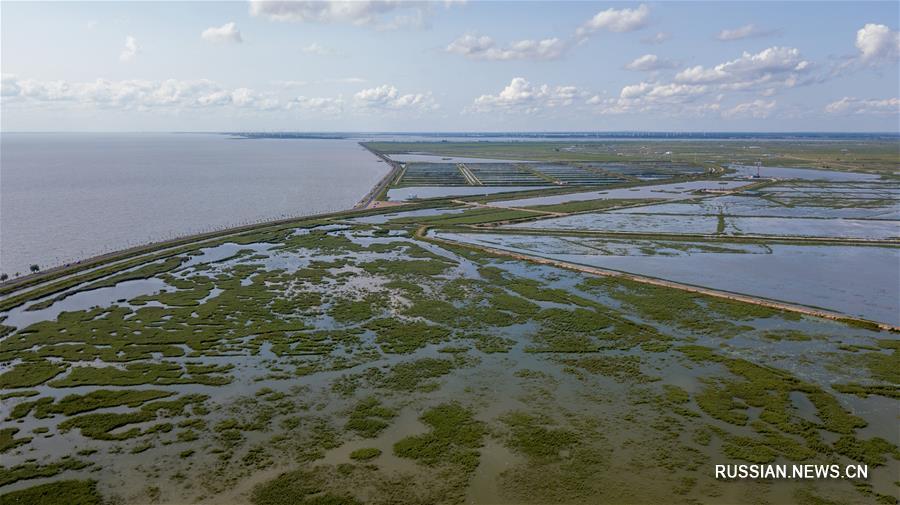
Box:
[0,207,897,505]
[1,138,899,505]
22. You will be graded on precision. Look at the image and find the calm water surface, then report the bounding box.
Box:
[0,133,388,275]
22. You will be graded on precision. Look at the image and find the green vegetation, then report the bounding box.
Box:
[346,397,395,438]
[0,360,67,388]
[1,163,897,504]
[251,468,361,505]
[0,479,104,505]
[380,358,456,391]
[0,428,31,453]
[10,389,175,419]
[394,403,486,472]
[0,457,90,486]
[58,394,207,440]
[349,447,382,461]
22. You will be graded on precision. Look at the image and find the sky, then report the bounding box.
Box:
[1,1,899,132]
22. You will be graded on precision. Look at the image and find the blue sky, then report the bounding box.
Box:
[2,1,898,131]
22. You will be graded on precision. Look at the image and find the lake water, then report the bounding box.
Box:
[0,133,388,275]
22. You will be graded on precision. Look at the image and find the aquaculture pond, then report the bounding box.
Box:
[1,212,898,505]
[729,165,884,182]
[506,212,899,240]
[495,180,753,207]
[433,231,900,326]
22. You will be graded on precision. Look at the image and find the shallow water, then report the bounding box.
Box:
[0,134,388,275]
[613,194,900,219]
[508,212,900,239]
[435,231,900,325]
[495,180,751,207]
[730,164,883,181]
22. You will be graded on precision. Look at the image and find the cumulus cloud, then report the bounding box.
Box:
[577,4,649,38]
[587,79,720,116]
[469,77,586,114]
[446,34,566,61]
[641,32,670,45]
[202,22,243,43]
[674,46,810,91]
[825,96,899,115]
[855,23,900,63]
[722,99,776,118]
[716,24,778,41]
[353,84,438,111]
[120,36,140,62]
[0,75,280,111]
[624,54,675,71]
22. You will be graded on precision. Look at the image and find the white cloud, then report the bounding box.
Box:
[202,22,243,44]
[0,75,280,111]
[825,96,899,115]
[641,32,670,45]
[469,77,585,114]
[301,42,335,55]
[624,54,675,71]
[589,80,717,116]
[120,36,140,62]
[716,24,778,41]
[855,23,900,62]
[722,99,776,118]
[248,0,442,30]
[674,46,810,91]
[446,34,566,61]
[577,4,649,38]
[353,84,438,111]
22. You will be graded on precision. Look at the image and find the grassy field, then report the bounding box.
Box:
[363,140,900,176]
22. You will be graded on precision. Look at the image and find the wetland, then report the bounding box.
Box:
[1,137,898,505]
